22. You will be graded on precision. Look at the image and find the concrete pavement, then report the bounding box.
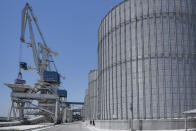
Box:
[38,122,91,131]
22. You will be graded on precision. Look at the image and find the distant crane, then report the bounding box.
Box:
[5,3,67,124]
[5,3,83,124]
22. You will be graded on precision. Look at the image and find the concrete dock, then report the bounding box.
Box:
[39,122,90,131]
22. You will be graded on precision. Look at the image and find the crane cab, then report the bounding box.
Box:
[20,62,28,70]
[43,71,60,84]
[57,89,67,98]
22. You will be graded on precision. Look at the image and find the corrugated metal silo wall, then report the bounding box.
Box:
[97,0,196,120]
[86,70,98,120]
[84,89,89,120]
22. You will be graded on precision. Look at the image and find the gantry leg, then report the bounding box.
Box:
[8,100,14,121]
[55,99,59,124]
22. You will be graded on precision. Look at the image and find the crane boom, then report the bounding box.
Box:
[20,3,40,73]
[19,3,62,85]
[27,16,41,72]
[20,4,27,43]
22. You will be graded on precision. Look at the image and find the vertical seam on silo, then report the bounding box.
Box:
[88,74,90,119]
[91,77,92,119]
[103,19,105,121]
[95,71,98,120]
[167,0,174,118]
[93,78,96,119]
[97,36,99,119]
[173,0,180,118]
[90,80,91,120]
[103,18,107,120]
[87,88,88,119]
[180,0,186,112]
[160,0,164,119]
[102,22,104,120]
[100,34,103,120]
[95,72,97,119]
[91,79,92,119]
[129,0,134,120]
[189,0,194,110]
[160,0,167,119]
[90,79,93,119]
[93,80,94,119]
[99,32,101,120]
[105,20,107,119]
[153,0,160,119]
[124,1,128,120]
[186,0,192,110]
[89,75,93,119]
[194,14,196,110]
[105,18,108,120]
[184,0,188,112]
[170,0,174,119]
[100,23,102,120]
[95,73,96,119]
[147,0,153,119]
[94,75,95,119]
[93,76,96,119]
[186,0,190,111]
[134,0,140,119]
[103,19,105,120]
[119,4,123,120]
[115,8,119,119]
[107,13,111,120]
[174,0,181,118]
[101,39,103,120]
[95,73,97,119]
[99,24,101,120]
[111,10,114,118]
[140,0,146,119]
[97,71,99,119]
[178,0,182,119]
[89,83,91,120]
[88,92,89,120]
[93,75,96,119]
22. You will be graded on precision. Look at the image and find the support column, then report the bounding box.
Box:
[55,99,59,123]
[8,100,13,121]
[13,104,17,120]
[18,102,24,120]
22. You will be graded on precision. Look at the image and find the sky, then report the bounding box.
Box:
[0,0,123,116]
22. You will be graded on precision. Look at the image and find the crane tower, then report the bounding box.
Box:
[5,3,67,124]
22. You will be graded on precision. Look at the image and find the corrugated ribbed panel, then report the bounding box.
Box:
[97,0,196,120]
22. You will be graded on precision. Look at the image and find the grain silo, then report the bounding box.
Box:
[84,89,90,120]
[87,70,98,120]
[97,0,196,129]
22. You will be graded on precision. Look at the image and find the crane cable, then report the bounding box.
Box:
[18,43,23,79]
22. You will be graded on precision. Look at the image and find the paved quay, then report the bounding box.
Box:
[37,122,91,131]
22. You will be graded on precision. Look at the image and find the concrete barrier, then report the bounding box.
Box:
[94,120,129,130]
[93,119,196,130]
[133,119,196,130]
[0,121,21,127]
